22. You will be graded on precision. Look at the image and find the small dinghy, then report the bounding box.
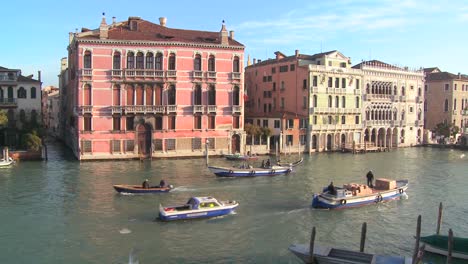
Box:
[113,184,174,194]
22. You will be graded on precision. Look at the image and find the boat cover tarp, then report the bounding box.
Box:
[420,234,468,254]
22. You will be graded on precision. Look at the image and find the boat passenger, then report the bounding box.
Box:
[142,179,150,189]
[159,179,166,188]
[265,159,271,168]
[366,170,374,188]
[327,181,337,195]
[261,160,265,168]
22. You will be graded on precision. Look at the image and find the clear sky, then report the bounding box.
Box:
[1,0,467,87]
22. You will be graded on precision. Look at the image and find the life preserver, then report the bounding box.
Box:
[229,170,234,174]
[398,188,403,194]
[340,199,347,205]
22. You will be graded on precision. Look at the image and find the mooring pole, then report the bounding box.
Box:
[205,139,209,166]
[309,226,316,264]
[412,215,421,264]
[436,202,443,235]
[360,222,367,252]
[447,229,453,264]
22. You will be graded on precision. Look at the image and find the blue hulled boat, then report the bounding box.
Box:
[312,178,408,209]
[159,196,238,221]
[208,165,292,177]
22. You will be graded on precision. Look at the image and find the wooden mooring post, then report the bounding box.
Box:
[360,222,367,252]
[436,202,443,235]
[447,229,453,264]
[309,226,316,264]
[412,215,421,264]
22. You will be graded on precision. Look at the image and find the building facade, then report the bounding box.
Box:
[424,68,468,134]
[0,66,42,146]
[353,61,425,148]
[64,16,245,160]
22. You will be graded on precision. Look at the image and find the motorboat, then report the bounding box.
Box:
[159,196,238,221]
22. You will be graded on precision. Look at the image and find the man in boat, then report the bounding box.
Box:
[159,179,166,188]
[366,170,374,188]
[327,181,337,195]
[265,159,271,168]
[261,160,265,168]
[142,179,150,189]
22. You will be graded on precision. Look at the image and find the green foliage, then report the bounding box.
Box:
[433,123,460,138]
[261,126,272,137]
[244,123,261,137]
[21,132,42,151]
[0,110,7,127]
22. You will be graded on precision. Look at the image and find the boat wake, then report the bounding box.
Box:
[461,154,465,159]
[127,248,139,264]
[171,186,198,192]
[119,228,132,234]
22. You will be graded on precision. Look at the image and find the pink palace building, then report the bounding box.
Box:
[63,15,245,160]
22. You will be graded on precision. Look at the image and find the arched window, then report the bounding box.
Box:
[146,52,154,69]
[328,95,332,107]
[208,55,215,72]
[113,84,121,106]
[83,84,91,105]
[233,56,240,73]
[233,86,240,106]
[17,87,27,98]
[401,86,405,96]
[401,110,405,120]
[394,85,397,95]
[31,87,37,99]
[31,110,38,125]
[127,52,135,69]
[313,95,317,107]
[113,52,121,69]
[0,88,3,99]
[168,53,176,70]
[168,85,176,105]
[355,96,360,108]
[208,85,216,105]
[281,81,285,90]
[194,85,202,105]
[418,109,422,120]
[155,53,163,70]
[8,86,13,98]
[194,54,201,71]
[20,109,26,122]
[341,96,346,108]
[335,96,339,108]
[366,83,370,94]
[136,52,144,69]
[444,99,449,112]
[418,87,422,96]
[84,50,92,68]
[453,99,457,110]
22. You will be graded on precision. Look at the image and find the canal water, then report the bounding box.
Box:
[0,141,467,264]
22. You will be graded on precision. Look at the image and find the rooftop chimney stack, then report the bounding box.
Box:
[159,17,167,27]
[38,71,41,82]
[112,16,116,25]
[229,30,235,40]
[458,72,461,79]
[253,58,257,64]
[220,20,229,45]
[99,12,108,39]
[295,49,299,57]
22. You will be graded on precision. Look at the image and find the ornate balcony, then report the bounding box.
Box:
[193,105,204,114]
[76,105,93,115]
[0,98,17,108]
[193,71,203,78]
[112,70,122,78]
[124,105,166,114]
[310,124,363,131]
[207,105,217,114]
[111,106,123,114]
[207,71,217,79]
[166,70,177,78]
[232,105,241,114]
[462,109,468,116]
[166,105,177,114]
[79,68,93,78]
[232,72,241,80]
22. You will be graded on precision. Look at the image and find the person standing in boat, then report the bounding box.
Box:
[261,160,265,168]
[366,170,374,188]
[327,181,337,195]
[142,179,150,189]
[265,159,271,168]
[159,179,166,188]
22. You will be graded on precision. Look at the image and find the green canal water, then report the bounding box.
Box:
[0,141,467,264]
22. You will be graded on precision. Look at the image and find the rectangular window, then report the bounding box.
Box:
[356,79,360,89]
[82,140,92,153]
[272,67,276,74]
[454,84,457,90]
[267,76,272,82]
[328,61,332,66]
[303,79,307,89]
[194,115,202,129]
[328,77,333,87]
[263,76,267,82]
[192,138,202,150]
[342,78,346,89]
[113,115,120,131]
[328,116,332,124]
[287,119,294,129]
[273,82,276,91]
[155,116,163,130]
[153,139,163,151]
[335,78,340,88]
[263,119,268,128]
[274,120,280,128]
[290,64,295,71]
[166,139,176,151]
[286,135,293,145]
[313,116,317,125]
[313,76,318,87]
[233,116,240,129]
[84,115,92,131]
[126,116,134,131]
[303,96,307,109]
[126,140,135,152]
[168,116,176,130]
[355,115,359,124]
[257,119,261,126]
[263,104,267,113]
[300,118,307,129]
[279,65,288,72]
[281,98,285,108]
[424,85,428,91]
[300,135,306,145]
[112,140,121,153]
[445,84,449,91]
[341,116,345,124]
[208,115,215,129]
[207,138,215,149]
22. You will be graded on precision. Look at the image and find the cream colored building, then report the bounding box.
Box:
[353,61,425,147]
[424,68,468,134]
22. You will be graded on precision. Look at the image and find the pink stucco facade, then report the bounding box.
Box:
[64,16,245,160]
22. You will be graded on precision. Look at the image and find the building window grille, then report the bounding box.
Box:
[192,137,202,150]
[166,139,176,151]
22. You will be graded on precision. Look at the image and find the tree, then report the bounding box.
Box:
[260,126,273,144]
[244,123,261,145]
[433,123,460,138]
[0,110,7,127]
[21,131,42,151]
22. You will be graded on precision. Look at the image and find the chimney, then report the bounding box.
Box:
[38,71,41,82]
[220,20,229,45]
[295,49,299,57]
[99,12,108,39]
[229,30,234,39]
[159,17,167,27]
[253,58,257,64]
[112,16,116,25]
[458,72,461,79]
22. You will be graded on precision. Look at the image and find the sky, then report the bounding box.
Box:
[1,0,467,87]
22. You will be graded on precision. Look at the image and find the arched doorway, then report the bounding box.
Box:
[326,134,332,151]
[341,134,346,148]
[231,134,240,154]
[137,123,152,157]
[312,135,317,150]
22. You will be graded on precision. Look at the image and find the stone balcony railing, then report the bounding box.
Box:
[124,105,166,114]
[363,94,394,101]
[310,107,361,114]
[111,106,123,114]
[0,98,18,107]
[166,70,177,78]
[207,105,217,113]
[453,110,458,115]
[310,124,363,131]
[76,105,93,115]
[232,72,241,80]
[166,105,177,114]
[207,71,217,79]
[112,70,123,77]
[79,68,93,77]
[232,105,242,114]
[193,71,203,78]
[193,105,204,114]
[462,109,468,116]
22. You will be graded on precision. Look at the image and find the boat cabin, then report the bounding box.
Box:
[186,197,222,210]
